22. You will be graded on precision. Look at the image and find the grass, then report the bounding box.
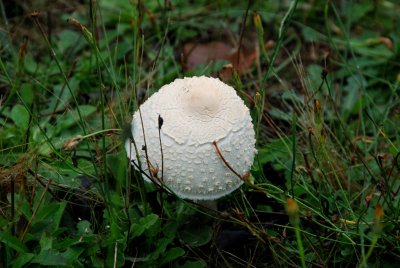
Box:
[1,0,400,267]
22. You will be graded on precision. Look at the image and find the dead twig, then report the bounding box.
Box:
[212,140,244,181]
[21,179,52,242]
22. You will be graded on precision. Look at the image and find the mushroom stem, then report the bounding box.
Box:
[212,140,243,181]
[196,200,218,211]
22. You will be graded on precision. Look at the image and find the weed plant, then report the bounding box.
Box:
[0,0,399,267]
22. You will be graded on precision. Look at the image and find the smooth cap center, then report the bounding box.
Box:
[183,83,220,116]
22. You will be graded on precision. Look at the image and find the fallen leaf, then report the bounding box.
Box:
[181,39,257,73]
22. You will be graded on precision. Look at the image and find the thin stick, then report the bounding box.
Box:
[158,115,164,182]
[113,242,118,268]
[302,153,318,191]
[11,177,15,236]
[157,115,165,240]
[21,179,52,242]
[27,169,59,201]
[212,140,242,180]
[130,160,158,185]
[289,113,297,198]
[135,37,157,185]
[236,0,251,68]
[30,158,39,207]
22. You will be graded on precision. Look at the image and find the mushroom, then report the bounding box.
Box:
[125,76,256,200]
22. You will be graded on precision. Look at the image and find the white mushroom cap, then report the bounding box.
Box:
[125,76,256,200]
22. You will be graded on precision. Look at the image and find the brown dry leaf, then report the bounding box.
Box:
[182,40,257,73]
[376,37,393,50]
[63,135,83,151]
